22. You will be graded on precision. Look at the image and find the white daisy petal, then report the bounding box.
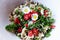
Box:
[28,21,33,25]
[32,14,38,21]
[20,5,23,9]
[22,6,31,14]
[17,33,21,36]
[41,8,44,15]
[30,4,35,8]
[39,33,44,38]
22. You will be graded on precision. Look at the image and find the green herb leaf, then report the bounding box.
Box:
[5,23,17,32]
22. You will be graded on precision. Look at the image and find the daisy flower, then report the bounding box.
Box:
[22,6,31,14]
[32,14,38,21]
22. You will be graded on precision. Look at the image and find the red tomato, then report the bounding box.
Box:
[44,13,48,17]
[44,10,48,17]
[28,30,33,37]
[14,17,20,24]
[28,12,32,18]
[50,25,55,29]
[25,24,28,28]
[44,10,48,13]
[32,28,39,36]
[17,27,22,33]
[24,14,29,20]
[31,10,38,14]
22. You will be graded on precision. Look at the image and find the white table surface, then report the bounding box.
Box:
[0,0,60,40]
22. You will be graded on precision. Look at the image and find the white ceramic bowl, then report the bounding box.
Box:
[0,0,60,40]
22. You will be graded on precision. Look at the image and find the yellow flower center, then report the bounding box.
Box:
[24,9,28,12]
[33,15,37,19]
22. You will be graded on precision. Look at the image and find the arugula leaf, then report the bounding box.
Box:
[5,23,17,32]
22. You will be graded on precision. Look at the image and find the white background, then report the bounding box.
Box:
[0,0,60,40]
